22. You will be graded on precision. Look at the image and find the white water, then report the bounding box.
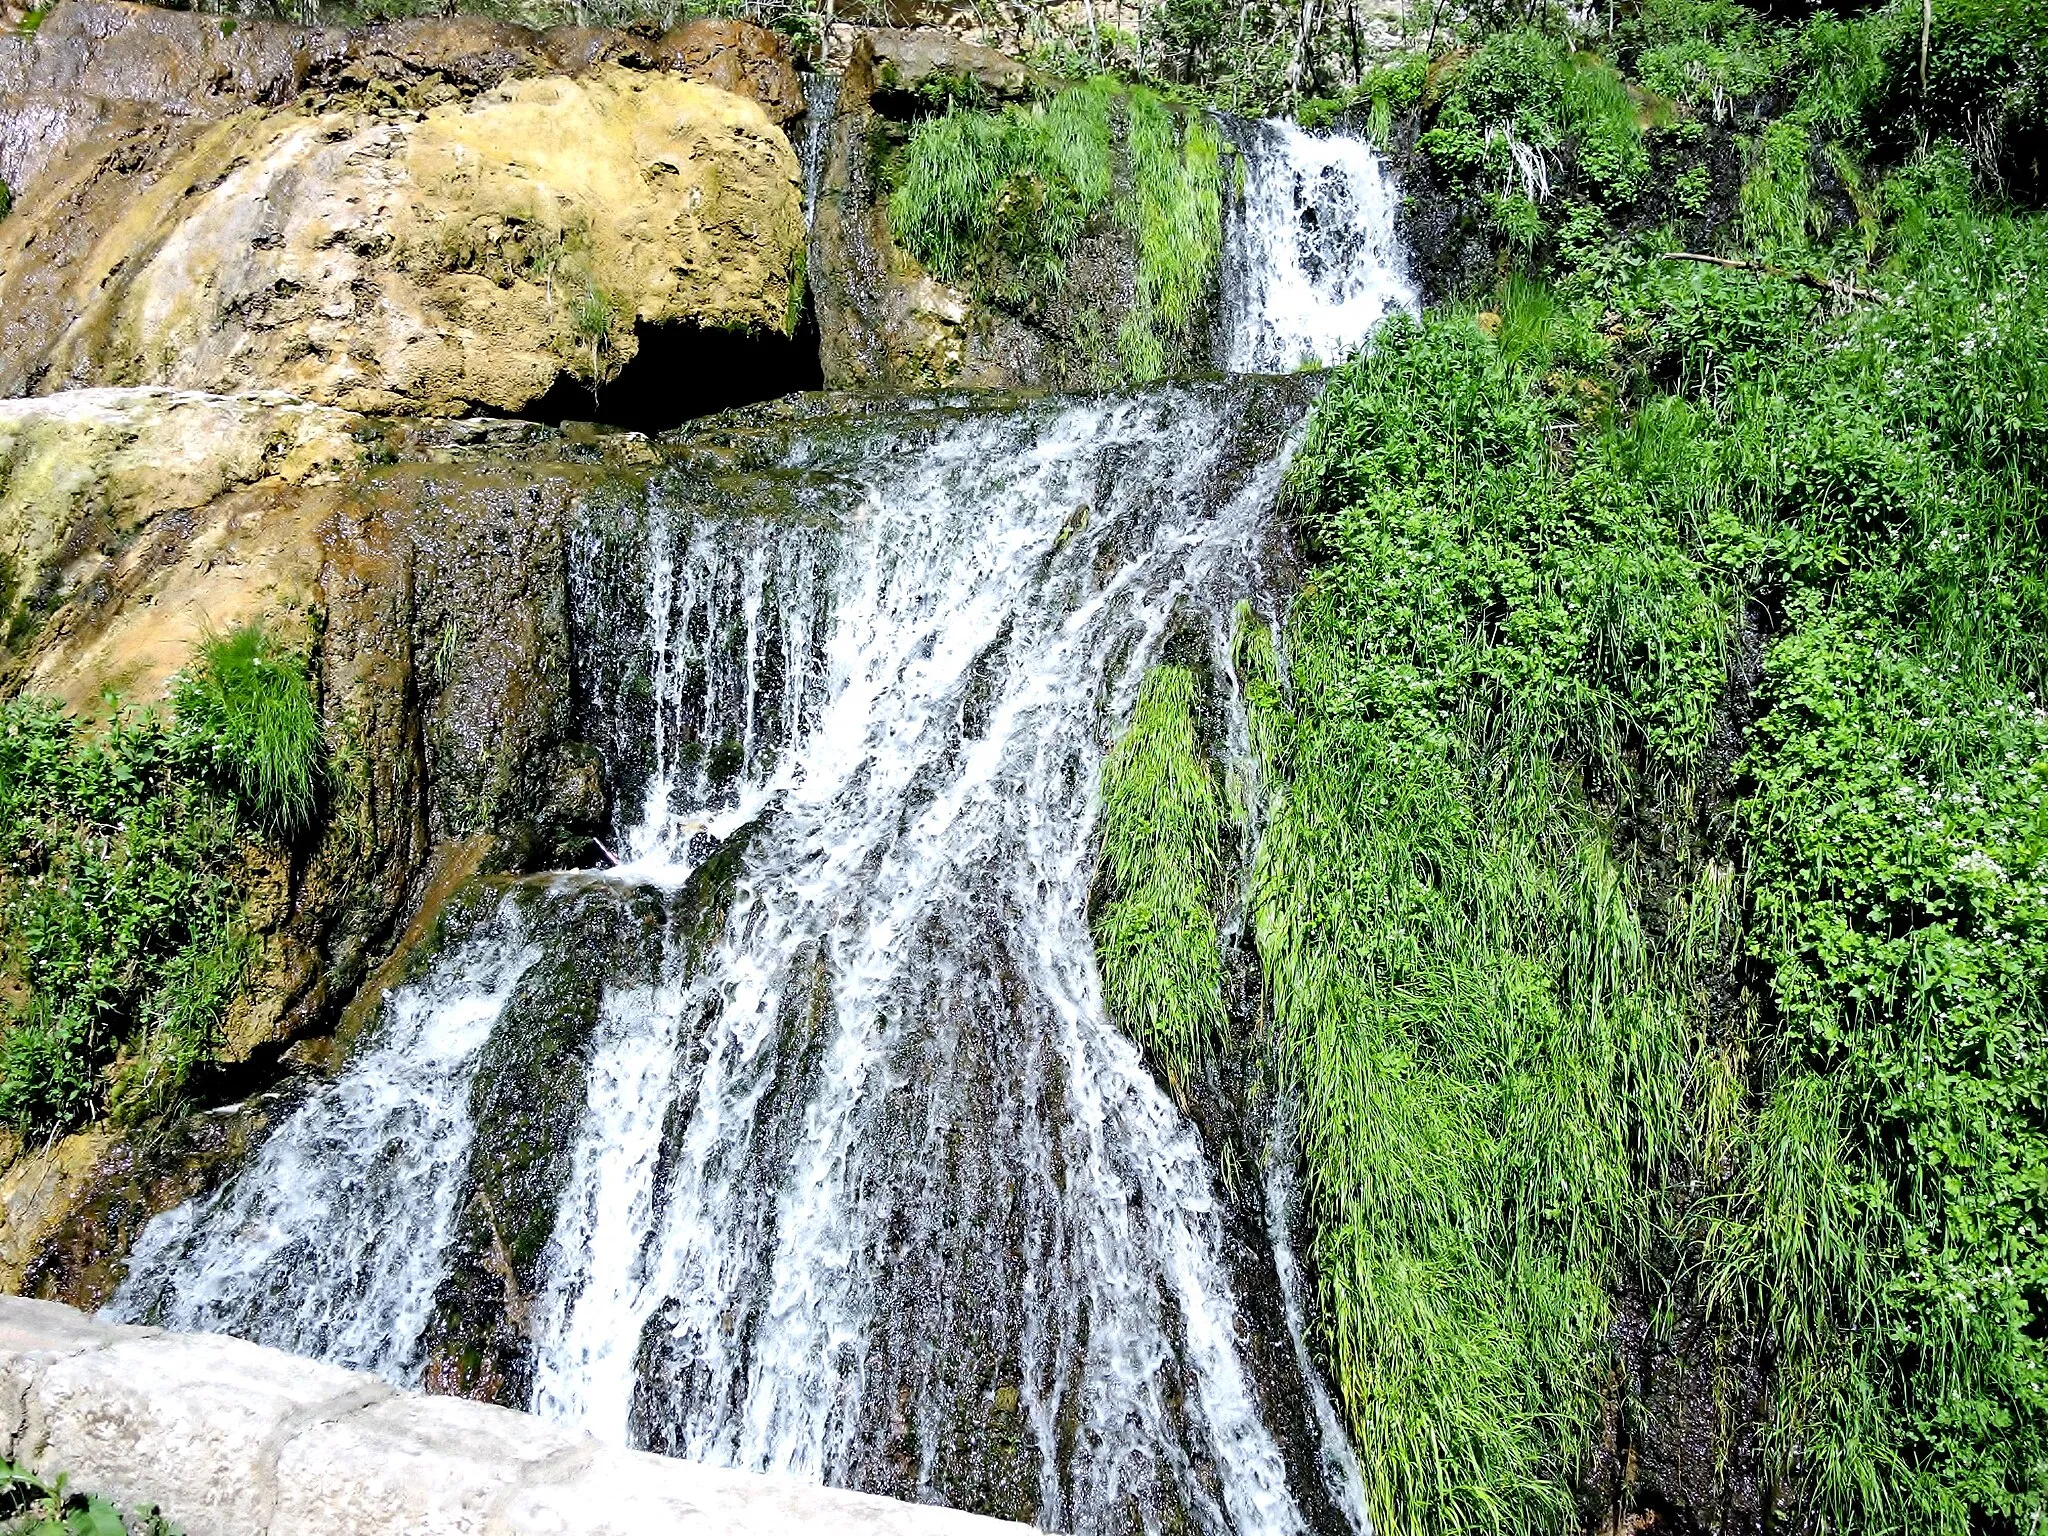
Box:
[112,909,540,1380]
[111,126,1415,1534]
[1221,117,1416,373]
[532,389,1319,1536]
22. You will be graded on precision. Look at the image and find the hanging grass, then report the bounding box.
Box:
[1093,664,1228,1097]
[889,81,1223,382]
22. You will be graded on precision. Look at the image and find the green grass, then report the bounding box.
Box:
[1262,306,1723,1536]
[1251,109,2048,1527]
[1093,665,1228,1097]
[888,80,1222,383]
[172,625,323,841]
[0,625,324,1134]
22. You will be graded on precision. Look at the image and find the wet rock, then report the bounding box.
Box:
[810,34,1053,392]
[1,1103,273,1310]
[649,17,806,124]
[0,0,338,199]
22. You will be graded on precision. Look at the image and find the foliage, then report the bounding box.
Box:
[0,181,11,223]
[1267,101,2048,1529]
[1420,31,1651,207]
[1094,665,1228,1098]
[1264,303,1725,1536]
[0,1458,178,1536]
[0,627,320,1134]
[171,626,323,841]
[888,80,1222,383]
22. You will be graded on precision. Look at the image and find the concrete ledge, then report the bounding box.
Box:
[0,1297,1037,1536]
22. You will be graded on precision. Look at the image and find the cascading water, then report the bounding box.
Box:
[1219,118,1416,372]
[113,122,1415,1536]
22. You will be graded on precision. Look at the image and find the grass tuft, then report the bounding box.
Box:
[172,625,323,841]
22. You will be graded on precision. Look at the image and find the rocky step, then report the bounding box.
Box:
[0,1295,1038,1536]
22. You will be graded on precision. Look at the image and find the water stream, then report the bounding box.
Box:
[111,121,1411,1536]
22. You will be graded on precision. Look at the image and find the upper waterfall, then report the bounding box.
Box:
[1219,118,1416,373]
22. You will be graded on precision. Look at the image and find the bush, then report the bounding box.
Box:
[1269,156,2048,1531]
[0,626,322,1134]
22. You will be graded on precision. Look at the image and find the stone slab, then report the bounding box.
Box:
[0,1298,1040,1536]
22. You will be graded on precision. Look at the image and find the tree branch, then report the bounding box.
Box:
[1657,251,1883,303]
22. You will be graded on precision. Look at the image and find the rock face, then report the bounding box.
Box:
[0,1296,1037,1535]
[0,2,806,414]
[0,389,362,705]
[809,32,1050,392]
[806,29,1225,393]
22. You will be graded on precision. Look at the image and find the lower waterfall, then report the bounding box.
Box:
[112,119,1416,1536]
[114,384,1363,1535]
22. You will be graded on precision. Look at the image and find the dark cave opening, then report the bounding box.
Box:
[523,313,824,435]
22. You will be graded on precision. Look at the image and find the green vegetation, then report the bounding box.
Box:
[1056,0,2048,1529]
[1261,303,1721,1536]
[1093,665,1227,1098]
[0,181,11,222]
[0,1459,177,1535]
[172,626,323,841]
[888,79,1223,383]
[1244,2,2048,1521]
[0,627,322,1135]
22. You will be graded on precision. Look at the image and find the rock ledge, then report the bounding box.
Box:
[0,1296,1038,1536]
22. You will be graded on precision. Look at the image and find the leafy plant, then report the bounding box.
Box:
[0,625,322,1134]
[0,1457,178,1535]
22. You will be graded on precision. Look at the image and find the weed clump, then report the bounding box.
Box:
[0,626,323,1134]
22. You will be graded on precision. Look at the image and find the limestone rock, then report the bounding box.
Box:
[648,17,805,124]
[811,34,1052,393]
[0,389,362,708]
[863,27,1035,107]
[27,1328,389,1532]
[0,1136,114,1294]
[0,1296,1040,1536]
[0,66,803,414]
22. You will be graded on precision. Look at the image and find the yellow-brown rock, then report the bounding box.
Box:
[1,68,803,414]
[0,389,363,709]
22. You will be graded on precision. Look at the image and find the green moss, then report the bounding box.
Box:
[1093,665,1227,1098]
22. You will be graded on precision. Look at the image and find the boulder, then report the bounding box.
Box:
[0,1,807,414]
[0,1295,1041,1536]
[0,66,803,413]
[648,17,806,124]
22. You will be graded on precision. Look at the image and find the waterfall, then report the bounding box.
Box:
[111,908,541,1378]
[111,125,1413,1536]
[1219,118,1416,373]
